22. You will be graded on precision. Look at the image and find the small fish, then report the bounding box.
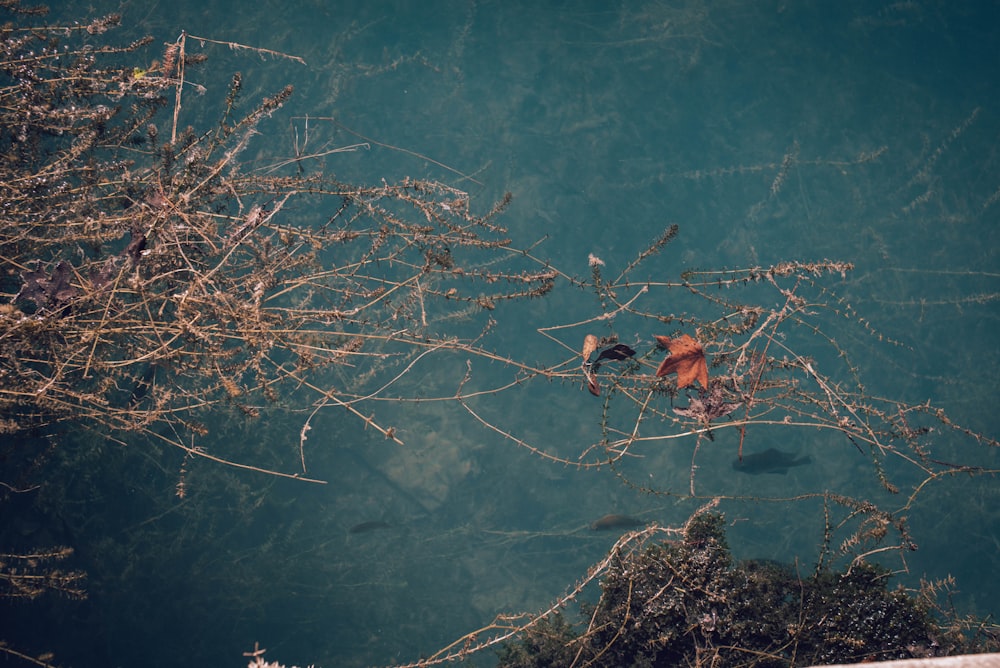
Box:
[348,520,391,534]
[590,514,644,531]
[732,448,812,475]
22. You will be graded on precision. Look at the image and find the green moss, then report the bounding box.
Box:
[498,513,995,667]
[495,614,579,668]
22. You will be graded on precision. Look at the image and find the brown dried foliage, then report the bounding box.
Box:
[0,8,553,473]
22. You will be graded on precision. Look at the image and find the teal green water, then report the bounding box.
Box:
[8,2,1000,666]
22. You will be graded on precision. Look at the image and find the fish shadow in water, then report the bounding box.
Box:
[732,448,812,475]
[348,520,392,534]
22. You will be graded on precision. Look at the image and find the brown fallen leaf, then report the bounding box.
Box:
[655,334,709,389]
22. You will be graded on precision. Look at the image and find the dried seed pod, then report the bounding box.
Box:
[582,334,599,362]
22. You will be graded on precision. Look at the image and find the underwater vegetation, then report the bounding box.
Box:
[497,513,999,668]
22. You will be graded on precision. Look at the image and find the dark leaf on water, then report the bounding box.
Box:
[17,261,78,310]
[90,256,121,290]
[125,230,147,265]
[587,344,637,394]
[51,262,78,302]
[595,344,636,363]
[18,268,51,306]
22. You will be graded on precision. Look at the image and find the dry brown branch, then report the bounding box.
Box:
[0,11,551,488]
[185,33,307,66]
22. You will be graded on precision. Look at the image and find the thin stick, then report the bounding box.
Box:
[308,116,484,186]
[148,429,327,484]
[171,32,186,145]
[186,34,306,65]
